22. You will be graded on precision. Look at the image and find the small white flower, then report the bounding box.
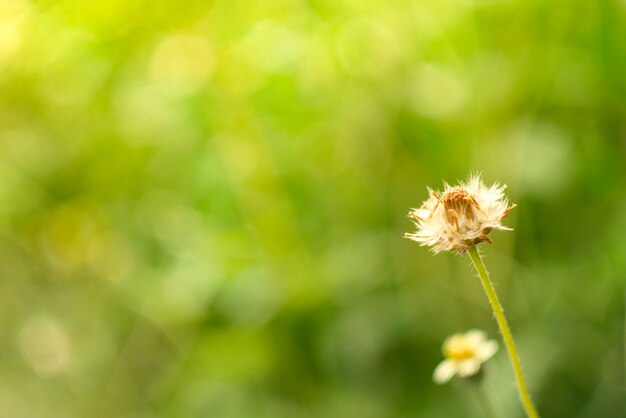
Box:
[405,174,515,254]
[433,329,498,384]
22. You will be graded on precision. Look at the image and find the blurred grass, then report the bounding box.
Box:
[0,0,625,417]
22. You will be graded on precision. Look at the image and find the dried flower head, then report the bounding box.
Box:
[404,175,515,254]
[433,329,498,384]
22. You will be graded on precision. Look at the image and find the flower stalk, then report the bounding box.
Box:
[467,245,539,418]
[473,382,500,418]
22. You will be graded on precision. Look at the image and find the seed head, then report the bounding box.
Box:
[404,174,515,254]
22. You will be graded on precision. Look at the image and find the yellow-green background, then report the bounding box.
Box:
[0,0,624,417]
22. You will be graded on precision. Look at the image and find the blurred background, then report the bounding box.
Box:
[0,0,624,417]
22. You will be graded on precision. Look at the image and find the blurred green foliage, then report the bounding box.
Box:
[0,0,625,417]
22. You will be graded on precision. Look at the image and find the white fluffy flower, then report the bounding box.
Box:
[405,175,515,254]
[433,329,498,384]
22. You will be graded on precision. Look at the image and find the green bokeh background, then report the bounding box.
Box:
[0,0,624,417]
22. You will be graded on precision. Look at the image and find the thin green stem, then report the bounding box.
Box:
[473,382,499,418]
[467,245,539,418]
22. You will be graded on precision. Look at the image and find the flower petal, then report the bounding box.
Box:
[476,340,498,361]
[457,359,480,377]
[465,329,486,347]
[433,360,457,384]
